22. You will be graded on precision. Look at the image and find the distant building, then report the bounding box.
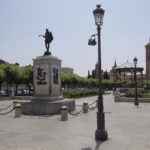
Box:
[90,63,110,79]
[110,60,117,81]
[145,41,150,80]
[111,60,144,85]
[62,67,74,74]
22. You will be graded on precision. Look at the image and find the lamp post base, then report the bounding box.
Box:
[134,101,139,106]
[95,129,108,141]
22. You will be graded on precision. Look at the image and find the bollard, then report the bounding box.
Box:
[11,87,15,97]
[82,102,89,113]
[14,103,22,118]
[114,94,120,102]
[13,101,18,108]
[61,105,68,121]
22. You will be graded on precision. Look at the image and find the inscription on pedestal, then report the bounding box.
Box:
[37,67,47,85]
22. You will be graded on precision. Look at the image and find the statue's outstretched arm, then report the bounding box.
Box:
[38,34,45,38]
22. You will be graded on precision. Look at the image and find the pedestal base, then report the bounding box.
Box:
[95,129,108,141]
[44,51,51,56]
[20,98,75,115]
[31,96,64,101]
[134,101,139,106]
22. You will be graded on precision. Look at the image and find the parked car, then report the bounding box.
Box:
[0,90,8,96]
[16,89,24,96]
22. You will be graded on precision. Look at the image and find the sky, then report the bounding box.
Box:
[0,0,150,76]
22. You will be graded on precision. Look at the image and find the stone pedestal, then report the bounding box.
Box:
[21,99,75,115]
[21,55,75,115]
[33,55,62,98]
[82,102,89,113]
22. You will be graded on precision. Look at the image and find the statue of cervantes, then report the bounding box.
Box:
[39,28,53,55]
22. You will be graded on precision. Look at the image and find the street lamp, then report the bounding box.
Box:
[93,4,108,141]
[133,57,139,106]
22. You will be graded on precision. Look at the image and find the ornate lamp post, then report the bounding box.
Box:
[93,5,108,141]
[133,57,139,106]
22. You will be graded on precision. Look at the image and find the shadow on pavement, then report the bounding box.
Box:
[81,141,102,150]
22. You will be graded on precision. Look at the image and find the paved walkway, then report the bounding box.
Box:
[0,94,150,150]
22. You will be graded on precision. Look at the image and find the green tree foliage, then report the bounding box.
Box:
[3,64,22,94]
[61,72,81,88]
[12,64,22,94]
[61,71,125,90]
[22,65,33,94]
[0,64,33,95]
[0,65,5,90]
[0,63,125,96]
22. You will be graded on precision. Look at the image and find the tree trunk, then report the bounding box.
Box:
[15,84,18,96]
[0,83,2,91]
[6,83,9,95]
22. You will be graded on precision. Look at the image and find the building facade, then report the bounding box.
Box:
[111,60,144,85]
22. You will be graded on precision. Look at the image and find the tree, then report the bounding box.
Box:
[3,64,22,95]
[22,65,33,95]
[12,65,22,95]
[0,65,5,91]
[3,64,13,94]
[103,70,110,80]
[88,70,91,78]
[92,70,96,78]
[61,72,72,89]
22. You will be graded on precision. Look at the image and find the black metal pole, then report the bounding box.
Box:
[134,64,139,106]
[95,25,108,141]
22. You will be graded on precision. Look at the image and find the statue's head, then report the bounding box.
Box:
[46,28,49,32]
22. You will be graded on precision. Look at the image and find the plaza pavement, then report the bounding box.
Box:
[0,94,150,150]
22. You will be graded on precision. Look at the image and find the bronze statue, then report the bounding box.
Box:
[39,29,53,55]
